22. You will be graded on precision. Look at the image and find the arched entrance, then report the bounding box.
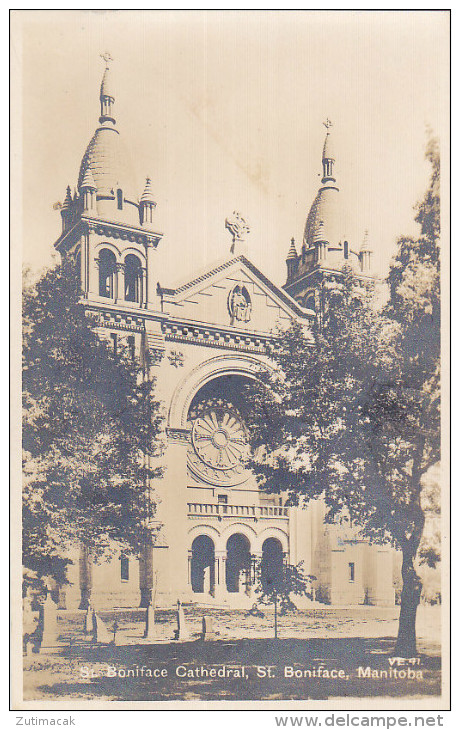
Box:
[226,533,252,593]
[260,537,284,592]
[191,535,215,595]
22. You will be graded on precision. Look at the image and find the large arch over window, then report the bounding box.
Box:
[98,248,116,298]
[168,354,272,429]
[124,254,142,303]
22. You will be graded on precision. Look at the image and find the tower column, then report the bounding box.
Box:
[80,233,87,295]
[111,263,119,302]
[116,263,124,302]
[88,237,99,297]
[214,550,227,601]
[141,267,147,307]
[146,245,156,308]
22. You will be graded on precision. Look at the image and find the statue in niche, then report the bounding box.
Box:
[228,284,252,323]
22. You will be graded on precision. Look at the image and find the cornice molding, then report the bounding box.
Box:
[54,216,163,251]
[161,320,271,354]
[284,266,376,295]
[82,217,162,247]
[83,300,277,353]
[88,308,145,332]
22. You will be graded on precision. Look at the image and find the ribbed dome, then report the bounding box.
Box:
[303,183,341,247]
[78,125,137,201]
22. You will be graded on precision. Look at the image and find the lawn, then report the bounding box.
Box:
[23,605,441,702]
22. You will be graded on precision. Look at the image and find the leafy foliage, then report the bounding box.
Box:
[22,264,165,585]
[254,557,314,615]
[245,136,441,655]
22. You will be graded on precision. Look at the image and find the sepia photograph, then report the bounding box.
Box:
[11,9,449,711]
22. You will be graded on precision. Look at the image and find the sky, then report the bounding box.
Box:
[14,10,449,290]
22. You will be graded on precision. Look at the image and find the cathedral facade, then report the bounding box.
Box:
[54,60,395,610]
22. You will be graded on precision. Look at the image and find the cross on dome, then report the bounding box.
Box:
[322,119,336,179]
[100,52,114,67]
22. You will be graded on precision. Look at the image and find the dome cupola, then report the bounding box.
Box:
[303,120,341,249]
[77,53,139,225]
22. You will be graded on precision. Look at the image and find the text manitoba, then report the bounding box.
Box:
[357,667,424,679]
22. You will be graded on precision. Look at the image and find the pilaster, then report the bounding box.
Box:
[146,244,156,308]
[116,262,125,303]
[153,431,190,600]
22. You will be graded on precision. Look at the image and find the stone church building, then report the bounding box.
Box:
[54,59,395,610]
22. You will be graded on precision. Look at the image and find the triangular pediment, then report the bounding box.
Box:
[159,255,312,334]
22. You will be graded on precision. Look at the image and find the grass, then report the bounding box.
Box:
[23,605,441,702]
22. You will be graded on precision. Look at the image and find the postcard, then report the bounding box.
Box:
[11,9,450,712]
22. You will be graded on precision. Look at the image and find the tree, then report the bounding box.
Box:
[23,264,164,593]
[384,135,440,652]
[245,139,440,656]
[253,557,314,638]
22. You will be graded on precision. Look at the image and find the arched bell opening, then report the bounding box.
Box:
[124,253,142,303]
[226,533,251,594]
[98,248,117,298]
[260,537,285,592]
[190,535,215,596]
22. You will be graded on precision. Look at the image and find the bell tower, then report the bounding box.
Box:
[54,55,164,314]
[283,120,375,312]
[53,55,166,610]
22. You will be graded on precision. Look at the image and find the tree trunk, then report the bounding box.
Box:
[274,592,278,639]
[394,545,423,657]
[139,542,154,608]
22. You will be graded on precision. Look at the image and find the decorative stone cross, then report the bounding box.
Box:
[100,52,114,66]
[225,211,251,243]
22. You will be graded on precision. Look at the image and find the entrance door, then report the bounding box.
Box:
[226,533,251,593]
[191,535,215,595]
[260,537,284,592]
